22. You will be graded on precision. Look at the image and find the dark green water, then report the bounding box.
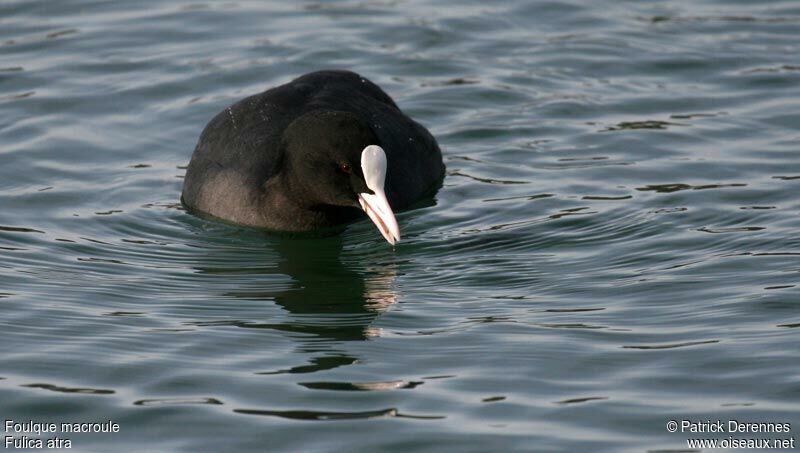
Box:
[2,1,799,451]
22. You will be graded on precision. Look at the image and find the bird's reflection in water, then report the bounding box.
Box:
[194,232,398,375]
[271,235,397,318]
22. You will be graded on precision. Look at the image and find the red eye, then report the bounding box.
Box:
[340,163,352,174]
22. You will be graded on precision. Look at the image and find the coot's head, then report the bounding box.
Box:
[282,110,400,244]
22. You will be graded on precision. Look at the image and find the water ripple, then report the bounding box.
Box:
[622,340,720,350]
[22,383,114,395]
[299,380,423,391]
[234,407,445,421]
[133,398,223,406]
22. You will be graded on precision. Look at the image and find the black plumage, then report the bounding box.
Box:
[182,70,444,234]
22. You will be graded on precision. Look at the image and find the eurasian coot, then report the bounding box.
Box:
[181,70,444,244]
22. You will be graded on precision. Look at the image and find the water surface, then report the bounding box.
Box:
[1,0,799,451]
